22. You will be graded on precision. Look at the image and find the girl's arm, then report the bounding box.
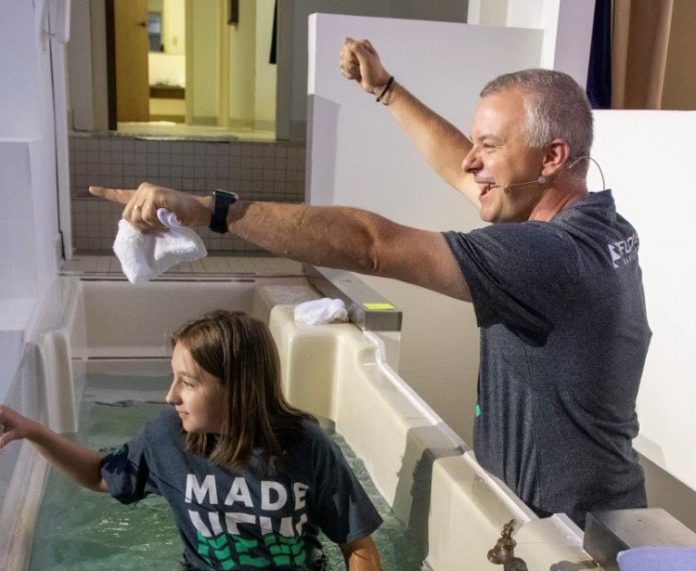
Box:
[339,536,382,570]
[0,405,107,492]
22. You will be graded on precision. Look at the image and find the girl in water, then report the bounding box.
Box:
[0,310,382,570]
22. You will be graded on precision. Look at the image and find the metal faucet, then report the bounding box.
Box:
[487,519,529,571]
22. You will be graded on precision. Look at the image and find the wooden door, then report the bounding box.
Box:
[114,0,149,122]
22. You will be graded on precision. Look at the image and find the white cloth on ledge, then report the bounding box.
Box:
[113,209,207,284]
[294,298,348,325]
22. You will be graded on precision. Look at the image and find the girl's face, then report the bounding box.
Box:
[166,342,226,434]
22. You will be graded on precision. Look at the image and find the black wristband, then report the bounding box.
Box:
[376,76,394,103]
[209,189,238,234]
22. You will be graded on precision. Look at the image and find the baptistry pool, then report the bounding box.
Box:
[0,276,597,570]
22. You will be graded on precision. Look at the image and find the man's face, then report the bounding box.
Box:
[462,88,547,223]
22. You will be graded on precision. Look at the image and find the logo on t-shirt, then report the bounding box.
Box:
[608,233,639,268]
[185,474,310,568]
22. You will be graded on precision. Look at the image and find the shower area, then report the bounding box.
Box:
[68,0,303,260]
[90,0,278,139]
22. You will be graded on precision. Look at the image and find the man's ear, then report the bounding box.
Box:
[541,138,570,178]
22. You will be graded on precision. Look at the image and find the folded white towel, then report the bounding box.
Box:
[294,298,348,325]
[113,209,207,284]
[618,546,696,571]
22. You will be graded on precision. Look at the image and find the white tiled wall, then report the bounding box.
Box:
[69,135,306,254]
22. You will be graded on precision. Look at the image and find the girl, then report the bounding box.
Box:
[0,310,382,570]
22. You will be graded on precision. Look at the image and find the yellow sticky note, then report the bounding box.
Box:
[363,302,396,311]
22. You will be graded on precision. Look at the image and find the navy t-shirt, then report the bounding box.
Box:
[444,190,650,528]
[101,411,382,570]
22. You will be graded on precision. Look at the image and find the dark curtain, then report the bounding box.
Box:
[587,0,612,109]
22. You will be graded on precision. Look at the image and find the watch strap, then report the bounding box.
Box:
[209,189,238,234]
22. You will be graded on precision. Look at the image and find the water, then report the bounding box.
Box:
[28,373,423,570]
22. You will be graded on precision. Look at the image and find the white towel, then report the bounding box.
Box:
[113,209,207,284]
[294,298,348,325]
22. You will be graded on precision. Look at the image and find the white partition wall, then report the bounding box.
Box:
[590,111,696,496]
[0,1,65,330]
[468,0,595,86]
[306,13,544,442]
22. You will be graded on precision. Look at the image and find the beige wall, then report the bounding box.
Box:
[148,52,185,86]
[162,0,185,55]
[226,0,276,129]
[187,0,276,128]
[190,0,219,121]
[254,0,277,129]
[227,0,256,127]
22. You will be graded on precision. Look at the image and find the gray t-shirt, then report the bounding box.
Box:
[101,410,382,570]
[444,190,650,528]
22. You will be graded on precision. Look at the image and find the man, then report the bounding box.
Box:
[91,38,650,528]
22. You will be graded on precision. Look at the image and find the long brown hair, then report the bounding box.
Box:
[169,310,316,468]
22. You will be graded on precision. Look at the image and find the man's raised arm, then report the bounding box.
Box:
[339,37,479,205]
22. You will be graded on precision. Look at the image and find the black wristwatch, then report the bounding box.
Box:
[209,189,238,234]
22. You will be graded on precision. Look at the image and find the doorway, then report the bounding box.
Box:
[109,0,277,140]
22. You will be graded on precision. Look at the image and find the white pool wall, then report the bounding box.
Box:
[1,277,593,570]
[0,276,313,571]
[268,304,592,569]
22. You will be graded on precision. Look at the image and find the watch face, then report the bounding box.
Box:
[215,189,238,200]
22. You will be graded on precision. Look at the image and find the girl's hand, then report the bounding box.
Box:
[0,405,39,449]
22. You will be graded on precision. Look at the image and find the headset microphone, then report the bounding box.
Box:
[569,156,607,190]
[490,175,546,190]
[487,157,606,191]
